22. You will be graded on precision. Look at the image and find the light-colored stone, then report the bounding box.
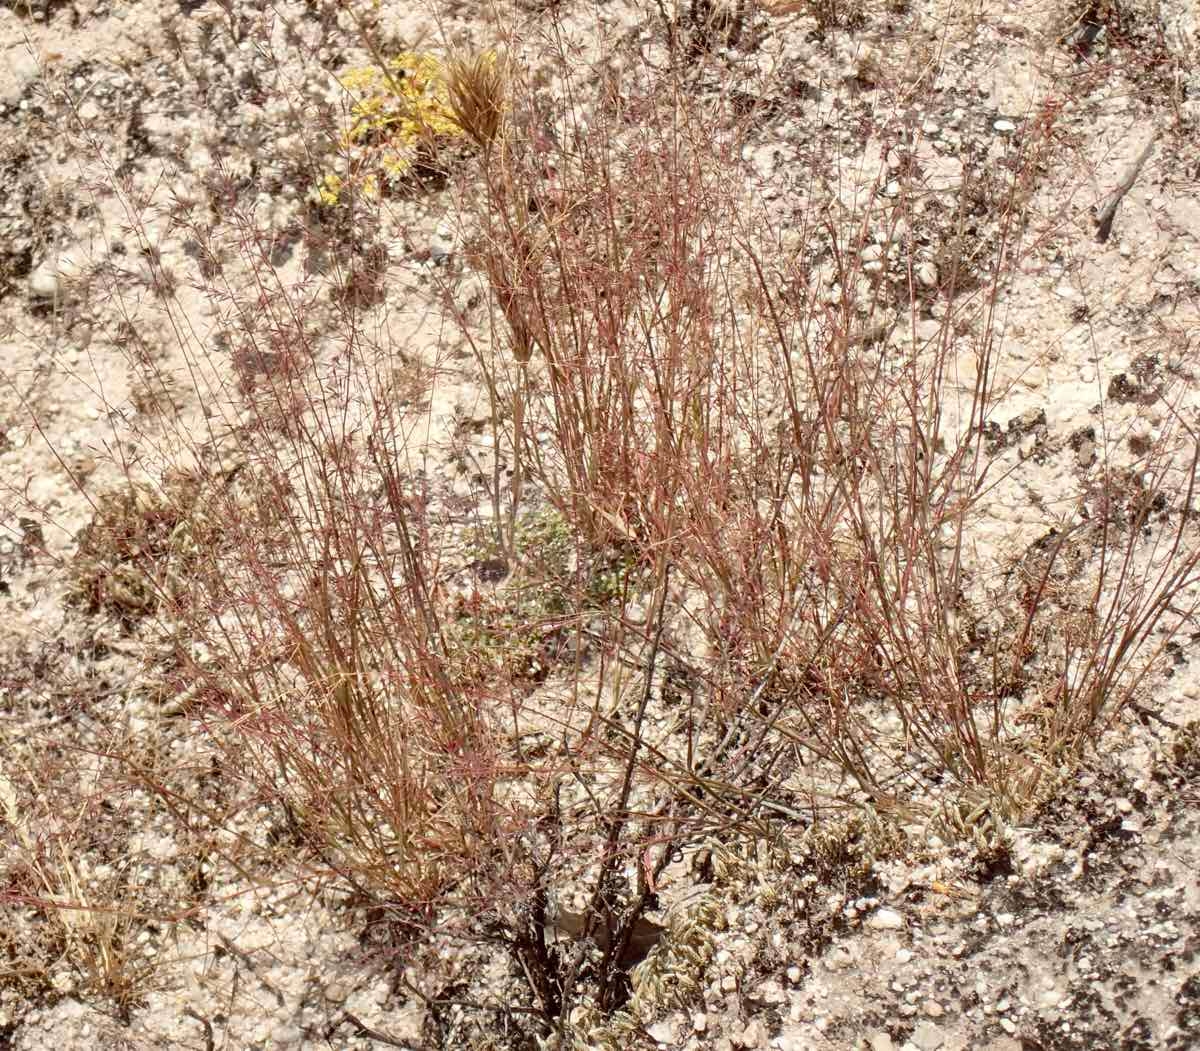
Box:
[736,1018,768,1048]
[647,1018,680,1044]
[867,907,905,931]
[909,1020,945,1051]
[28,245,88,301]
[28,264,62,300]
[916,260,938,288]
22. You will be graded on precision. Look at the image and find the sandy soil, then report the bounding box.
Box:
[2,0,1199,1048]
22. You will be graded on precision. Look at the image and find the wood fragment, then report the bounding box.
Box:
[1093,133,1158,244]
[182,1008,215,1051]
[331,1012,421,1049]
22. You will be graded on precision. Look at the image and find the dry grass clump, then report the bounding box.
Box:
[458,37,1200,812]
[0,711,209,1021]
[444,51,509,151]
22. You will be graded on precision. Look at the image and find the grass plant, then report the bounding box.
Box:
[2,1,1198,1043]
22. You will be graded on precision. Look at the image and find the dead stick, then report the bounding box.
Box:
[1094,133,1158,244]
[331,1012,421,1049]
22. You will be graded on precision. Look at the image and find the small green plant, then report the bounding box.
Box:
[450,506,642,686]
[318,51,472,204]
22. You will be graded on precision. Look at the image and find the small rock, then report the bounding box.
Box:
[759,980,787,1005]
[29,245,87,300]
[786,965,802,983]
[869,1033,894,1051]
[29,264,62,300]
[825,944,856,970]
[647,1018,679,1044]
[909,1020,945,1051]
[429,223,455,264]
[1074,438,1097,469]
[737,1018,768,1048]
[867,907,905,931]
[895,948,914,964]
[915,260,938,288]
[993,119,1017,133]
[693,1013,708,1033]
[6,51,41,103]
[924,1000,944,1019]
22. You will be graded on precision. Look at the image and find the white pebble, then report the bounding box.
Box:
[29,263,63,299]
[867,907,905,930]
[916,261,938,288]
[646,1019,678,1044]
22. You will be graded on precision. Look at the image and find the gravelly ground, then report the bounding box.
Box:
[2,0,1199,1047]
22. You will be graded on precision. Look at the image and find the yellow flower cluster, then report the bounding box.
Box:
[318,52,465,205]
